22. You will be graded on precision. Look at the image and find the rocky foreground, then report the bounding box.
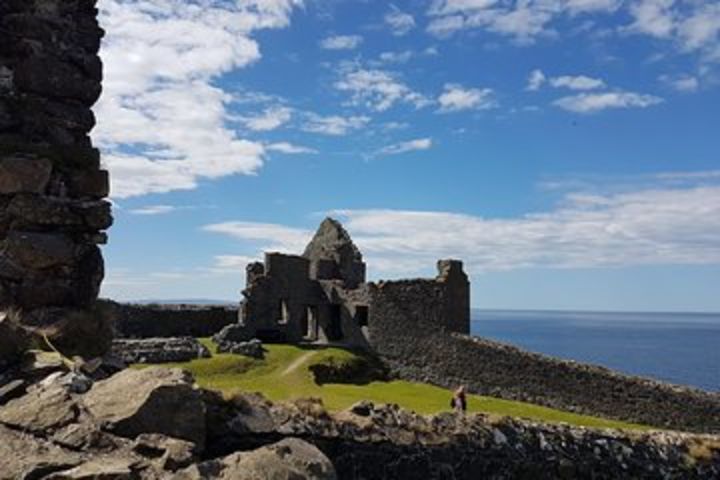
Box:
[1,359,719,480]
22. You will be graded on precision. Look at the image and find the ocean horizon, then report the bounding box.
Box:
[472,309,720,393]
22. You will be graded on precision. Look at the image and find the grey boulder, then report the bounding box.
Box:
[83,367,206,451]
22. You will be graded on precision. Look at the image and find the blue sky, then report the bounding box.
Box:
[95,0,720,312]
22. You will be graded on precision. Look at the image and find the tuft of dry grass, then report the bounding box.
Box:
[686,438,720,464]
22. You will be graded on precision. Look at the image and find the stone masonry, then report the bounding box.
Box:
[0,0,112,358]
[214,217,470,349]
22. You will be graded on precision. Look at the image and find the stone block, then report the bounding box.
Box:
[5,231,75,269]
[0,155,52,194]
[18,277,75,308]
[78,200,112,230]
[8,193,83,227]
[65,169,109,198]
[14,55,101,106]
[84,367,206,450]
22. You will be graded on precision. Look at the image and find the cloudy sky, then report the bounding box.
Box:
[96,0,720,312]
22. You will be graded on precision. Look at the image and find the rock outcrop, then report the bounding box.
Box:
[83,367,207,450]
[1,365,718,479]
[206,393,720,479]
[0,0,112,360]
[112,337,212,364]
[216,338,264,359]
[0,367,337,480]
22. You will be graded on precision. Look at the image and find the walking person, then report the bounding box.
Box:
[451,385,467,414]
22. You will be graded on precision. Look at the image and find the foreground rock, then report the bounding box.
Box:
[0,366,333,479]
[112,337,211,364]
[183,438,337,480]
[207,394,720,479]
[1,365,718,479]
[84,367,206,450]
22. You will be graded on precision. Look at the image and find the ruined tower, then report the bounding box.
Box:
[0,0,112,359]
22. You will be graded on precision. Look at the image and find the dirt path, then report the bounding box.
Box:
[280,351,317,377]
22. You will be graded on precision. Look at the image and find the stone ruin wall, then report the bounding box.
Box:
[364,260,720,433]
[366,259,471,346]
[237,252,374,347]
[0,0,112,357]
[104,301,238,339]
[375,319,720,433]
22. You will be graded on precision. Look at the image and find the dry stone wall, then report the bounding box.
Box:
[370,298,720,433]
[0,0,112,358]
[106,301,238,339]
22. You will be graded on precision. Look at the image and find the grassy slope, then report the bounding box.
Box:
[148,338,649,431]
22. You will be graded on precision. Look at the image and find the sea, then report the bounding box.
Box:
[471,310,720,393]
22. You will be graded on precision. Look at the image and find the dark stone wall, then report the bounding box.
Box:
[0,0,112,358]
[105,301,237,339]
[366,261,471,347]
[373,318,720,432]
[243,253,319,342]
[209,393,720,480]
[363,262,720,433]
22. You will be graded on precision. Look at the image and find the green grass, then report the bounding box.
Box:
[143,338,650,431]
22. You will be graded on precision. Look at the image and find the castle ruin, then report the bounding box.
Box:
[216,218,470,349]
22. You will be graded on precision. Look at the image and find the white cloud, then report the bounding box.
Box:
[655,170,720,181]
[659,74,700,92]
[677,4,720,53]
[526,68,546,91]
[437,83,495,112]
[627,0,676,38]
[549,75,606,90]
[320,34,363,50]
[266,142,317,154]
[213,255,262,270]
[527,69,605,91]
[626,1,720,61]
[203,221,312,253]
[205,176,720,277]
[382,121,410,131]
[378,50,415,64]
[385,6,416,36]
[334,67,431,111]
[301,113,370,135]
[378,138,433,155]
[239,106,292,131]
[565,0,622,15]
[553,91,663,113]
[128,205,176,215]
[96,0,303,198]
[427,0,561,42]
[426,0,719,60]
[428,0,619,35]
